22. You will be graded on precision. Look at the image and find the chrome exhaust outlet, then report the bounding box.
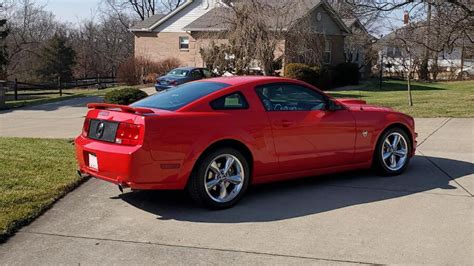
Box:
[77,170,90,178]
[118,183,124,193]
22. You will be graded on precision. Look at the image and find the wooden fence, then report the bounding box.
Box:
[5,77,118,100]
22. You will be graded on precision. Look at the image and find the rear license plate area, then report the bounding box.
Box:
[88,153,98,170]
[88,119,119,143]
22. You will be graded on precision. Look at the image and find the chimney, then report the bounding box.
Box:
[403,11,409,25]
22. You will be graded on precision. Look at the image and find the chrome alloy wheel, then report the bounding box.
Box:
[204,154,245,203]
[381,132,408,171]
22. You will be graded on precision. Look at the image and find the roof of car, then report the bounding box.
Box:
[202,76,293,86]
[174,67,202,71]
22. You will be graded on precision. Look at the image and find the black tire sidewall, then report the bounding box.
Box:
[374,128,412,176]
[189,148,250,209]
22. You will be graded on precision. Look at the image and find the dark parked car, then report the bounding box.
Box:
[155,67,213,91]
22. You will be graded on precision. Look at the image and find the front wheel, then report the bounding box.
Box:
[374,128,411,176]
[187,148,250,209]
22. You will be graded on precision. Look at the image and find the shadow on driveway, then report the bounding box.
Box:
[116,155,472,223]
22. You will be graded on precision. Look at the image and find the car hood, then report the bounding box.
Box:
[336,98,394,112]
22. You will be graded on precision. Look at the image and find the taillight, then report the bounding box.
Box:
[115,122,142,146]
[82,118,91,137]
[169,80,177,86]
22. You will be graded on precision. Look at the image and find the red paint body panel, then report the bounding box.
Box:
[75,77,416,190]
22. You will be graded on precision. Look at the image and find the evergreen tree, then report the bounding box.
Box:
[37,34,76,82]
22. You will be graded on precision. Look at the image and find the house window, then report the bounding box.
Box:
[179,36,189,50]
[323,40,331,64]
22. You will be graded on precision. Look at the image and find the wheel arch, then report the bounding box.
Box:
[376,122,414,156]
[187,139,254,186]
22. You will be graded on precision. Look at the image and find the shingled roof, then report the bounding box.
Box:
[129,14,166,31]
[183,0,350,33]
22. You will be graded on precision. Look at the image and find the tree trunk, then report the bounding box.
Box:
[419,2,432,80]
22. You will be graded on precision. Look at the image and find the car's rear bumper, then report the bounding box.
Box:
[75,136,186,190]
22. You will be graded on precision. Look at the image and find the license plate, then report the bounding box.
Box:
[88,153,98,170]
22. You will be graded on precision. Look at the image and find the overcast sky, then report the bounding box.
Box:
[37,0,101,24]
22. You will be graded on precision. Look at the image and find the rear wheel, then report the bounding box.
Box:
[374,128,411,176]
[187,148,250,209]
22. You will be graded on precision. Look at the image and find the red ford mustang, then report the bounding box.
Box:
[75,76,416,209]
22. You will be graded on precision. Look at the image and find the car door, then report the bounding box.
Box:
[190,69,204,81]
[255,83,356,173]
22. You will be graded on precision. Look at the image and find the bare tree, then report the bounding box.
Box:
[199,0,325,75]
[4,0,60,81]
[103,0,184,21]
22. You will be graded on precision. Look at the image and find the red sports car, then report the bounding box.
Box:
[75,76,416,209]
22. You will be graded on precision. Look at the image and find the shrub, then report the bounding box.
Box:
[104,88,148,105]
[284,63,319,86]
[117,57,181,85]
[335,62,359,86]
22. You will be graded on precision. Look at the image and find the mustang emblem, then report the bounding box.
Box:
[96,122,105,138]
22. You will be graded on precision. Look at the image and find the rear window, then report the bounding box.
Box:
[131,82,230,111]
[168,69,189,77]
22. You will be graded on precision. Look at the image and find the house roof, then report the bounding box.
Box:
[129,0,350,34]
[129,14,166,31]
[183,0,351,34]
[129,0,195,32]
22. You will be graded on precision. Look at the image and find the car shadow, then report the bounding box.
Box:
[117,155,472,223]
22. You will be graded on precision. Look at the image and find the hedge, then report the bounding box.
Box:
[104,88,148,105]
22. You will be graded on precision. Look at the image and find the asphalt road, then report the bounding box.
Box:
[0,96,472,264]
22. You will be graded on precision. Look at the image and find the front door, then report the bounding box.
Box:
[255,83,356,173]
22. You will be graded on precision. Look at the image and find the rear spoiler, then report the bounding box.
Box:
[87,103,155,114]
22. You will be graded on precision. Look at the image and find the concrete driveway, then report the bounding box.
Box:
[0,88,155,138]
[0,97,472,264]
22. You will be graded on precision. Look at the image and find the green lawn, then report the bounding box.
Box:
[0,138,83,242]
[328,80,474,117]
[3,86,132,109]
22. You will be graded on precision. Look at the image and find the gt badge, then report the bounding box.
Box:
[362,130,368,138]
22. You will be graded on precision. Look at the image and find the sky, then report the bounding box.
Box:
[37,0,101,25]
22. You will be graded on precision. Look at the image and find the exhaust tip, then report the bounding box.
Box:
[118,184,124,193]
[76,170,82,178]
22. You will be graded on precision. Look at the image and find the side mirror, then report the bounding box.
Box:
[326,100,344,111]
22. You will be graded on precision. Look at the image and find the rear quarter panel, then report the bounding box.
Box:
[144,85,277,188]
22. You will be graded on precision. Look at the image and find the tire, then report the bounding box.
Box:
[373,127,412,176]
[187,148,250,209]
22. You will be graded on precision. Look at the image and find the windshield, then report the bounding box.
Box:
[131,82,230,111]
[167,69,190,77]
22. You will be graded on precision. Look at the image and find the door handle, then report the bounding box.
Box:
[276,120,294,127]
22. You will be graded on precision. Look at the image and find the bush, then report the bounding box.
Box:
[117,57,181,85]
[284,63,319,86]
[104,88,148,105]
[335,62,359,86]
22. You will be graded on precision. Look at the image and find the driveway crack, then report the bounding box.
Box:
[417,118,451,148]
[18,231,376,265]
[418,150,473,197]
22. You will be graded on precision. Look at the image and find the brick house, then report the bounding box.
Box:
[130,0,351,70]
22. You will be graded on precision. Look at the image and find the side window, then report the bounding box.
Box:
[202,69,213,78]
[255,83,326,111]
[211,92,249,110]
[323,39,331,64]
[190,69,203,78]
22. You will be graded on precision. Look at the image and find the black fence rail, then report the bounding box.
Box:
[5,77,118,100]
